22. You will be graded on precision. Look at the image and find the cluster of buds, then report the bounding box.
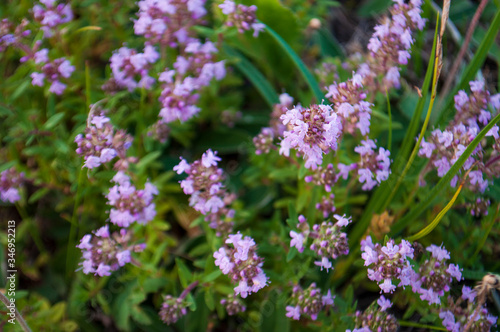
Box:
[75,110,134,170]
[362,0,425,91]
[174,149,235,235]
[439,285,497,331]
[289,214,351,272]
[305,163,337,192]
[410,244,462,305]
[213,232,268,298]
[156,41,225,124]
[353,139,391,191]
[106,172,158,228]
[76,225,145,276]
[315,194,336,218]
[105,45,159,92]
[419,81,500,199]
[33,0,73,38]
[147,121,171,144]
[159,281,199,325]
[468,197,491,217]
[280,104,342,169]
[325,74,372,136]
[0,18,30,52]
[219,1,265,37]
[361,236,414,293]
[134,0,207,47]
[285,283,334,321]
[220,294,246,316]
[0,168,25,204]
[350,296,398,331]
[29,48,75,95]
[252,93,294,154]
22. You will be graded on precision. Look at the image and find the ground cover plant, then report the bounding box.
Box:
[1,0,500,331]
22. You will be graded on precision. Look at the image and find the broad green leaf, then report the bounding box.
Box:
[176,258,192,288]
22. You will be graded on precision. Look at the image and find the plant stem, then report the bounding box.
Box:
[65,166,85,279]
[0,291,32,332]
[179,281,199,300]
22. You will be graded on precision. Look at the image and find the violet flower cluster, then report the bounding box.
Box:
[220,294,246,316]
[439,285,497,332]
[289,214,352,272]
[0,168,25,204]
[0,18,30,53]
[285,283,334,321]
[33,0,73,38]
[350,296,398,331]
[325,73,372,136]
[76,225,145,277]
[419,81,500,215]
[157,41,226,123]
[174,149,236,235]
[134,0,207,47]
[361,236,414,293]
[253,93,294,155]
[214,232,268,298]
[75,110,134,170]
[353,139,391,191]
[106,171,158,228]
[409,244,462,305]
[362,0,425,91]
[159,295,189,325]
[105,45,159,92]
[29,48,75,95]
[219,0,265,37]
[280,104,342,169]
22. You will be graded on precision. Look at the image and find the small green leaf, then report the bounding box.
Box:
[204,289,215,311]
[43,113,65,130]
[176,258,192,288]
[28,187,50,204]
[202,270,222,283]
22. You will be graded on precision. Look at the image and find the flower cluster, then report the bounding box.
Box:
[76,225,145,276]
[410,244,462,305]
[30,48,75,95]
[290,214,351,272]
[220,294,246,316]
[439,286,497,331]
[305,163,338,192]
[419,81,500,200]
[75,110,134,170]
[219,1,265,37]
[134,0,207,46]
[159,295,189,325]
[253,93,294,154]
[106,45,159,92]
[0,18,30,52]
[106,172,158,228]
[351,296,398,331]
[0,168,24,204]
[280,104,342,169]
[285,283,334,321]
[157,41,226,123]
[33,0,73,38]
[174,149,235,235]
[361,236,414,293]
[362,0,425,91]
[354,139,391,190]
[214,232,268,298]
[325,74,372,136]
[315,194,336,219]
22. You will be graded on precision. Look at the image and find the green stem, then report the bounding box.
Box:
[0,291,32,332]
[398,320,447,331]
[385,89,392,152]
[65,166,85,279]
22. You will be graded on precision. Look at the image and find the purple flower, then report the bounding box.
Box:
[285,305,301,320]
[379,279,396,293]
[314,257,332,272]
[289,231,305,253]
[377,296,392,311]
[201,149,221,167]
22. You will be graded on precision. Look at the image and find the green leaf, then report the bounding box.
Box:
[42,113,65,130]
[223,45,279,108]
[28,187,50,204]
[0,161,17,173]
[314,28,344,58]
[286,201,298,228]
[356,0,392,17]
[131,305,152,326]
[176,258,192,288]
[204,289,215,311]
[286,247,298,262]
[202,270,222,283]
[135,151,162,172]
[263,23,325,102]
